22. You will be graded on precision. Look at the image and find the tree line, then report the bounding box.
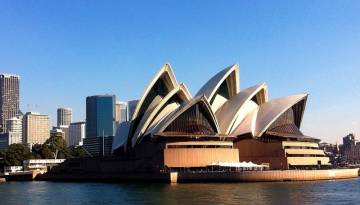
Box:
[0,135,87,172]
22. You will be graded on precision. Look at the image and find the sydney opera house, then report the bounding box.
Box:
[111,64,330,170]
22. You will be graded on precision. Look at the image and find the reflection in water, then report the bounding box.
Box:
[0,179,359,205]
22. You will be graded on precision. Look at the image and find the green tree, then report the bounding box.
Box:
[42,135,72,159]
[69,146,87,158]
[0,150,5,173]
[31,144,43,159]
[4,144,32,166]
[40,145,54,159]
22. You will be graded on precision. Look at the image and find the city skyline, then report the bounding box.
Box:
[1,1,359,143]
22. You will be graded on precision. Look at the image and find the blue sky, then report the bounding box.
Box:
[1,1,359,143]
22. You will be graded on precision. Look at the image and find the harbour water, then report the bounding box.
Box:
[0,179,359,205]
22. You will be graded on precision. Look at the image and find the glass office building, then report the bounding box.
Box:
[86,95,116,138]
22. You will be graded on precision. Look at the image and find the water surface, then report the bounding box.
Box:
[0,179,358,205]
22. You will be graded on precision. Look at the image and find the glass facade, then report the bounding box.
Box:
[164,102,217,136]
[86,95,115,138]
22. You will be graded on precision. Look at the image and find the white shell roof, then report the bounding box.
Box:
[150,96,220,138]
[112,62,312,152]
[131,63,178,121]
[131,83,192,147]
[254,94,307,137]
[195,64,239,102]
[232,94,308,137]
[215,83,268,134]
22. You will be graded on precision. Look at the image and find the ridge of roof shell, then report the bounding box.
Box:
[195,64,240,102]
[215,83,268,135]
[131,83,192,147]
[231,94,308,138]
[130,63,178,122]
[254,94,308,137]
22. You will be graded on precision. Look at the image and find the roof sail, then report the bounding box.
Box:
[127,64,178,147]
[196,64,239,112]
[215,83,268,135]
[151,96,220,138]
[131,84,192,147]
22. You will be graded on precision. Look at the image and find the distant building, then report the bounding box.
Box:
[86,95,116,138]
[23,112,50,145]
[50,128,65,140]
[341,133,360,164]
[127,100,138,120]
[0,74,20,133]
[85,95,115,156]
[0,116,23,149]
[23,159,65,174]
[319,142,340,165]
[0,132,23,150]
[115,101,128,125]
[5,116,23,144]
[4,166,23,175]
[6,116,22,134]
[343,133,356,151]
[52,125,69,143]
[68,121,85,146]
[83,136,113,157]
[57,107,72,126]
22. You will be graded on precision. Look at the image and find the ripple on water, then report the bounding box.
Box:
[0,179,359,205]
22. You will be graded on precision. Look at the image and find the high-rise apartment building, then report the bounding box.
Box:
[343,133,356,151]
[68,121,86,146]
[86,95,115,138]
[115,101,128,125]
[127,100,138,121]
[6,116,22,143]
[57,107,72,126]
[23,112,50,145]
[0,74,20,133]
[6,116,22,134]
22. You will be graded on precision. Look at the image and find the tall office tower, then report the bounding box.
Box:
[68,121,86,146]
[86,95,115,138]
[6,116,23,144]
[57,107,72,126]
[0,74,20,133]
[23,112,50,145]
[115,101,128,125]
[343,133,356,151]
[127,100,138,120]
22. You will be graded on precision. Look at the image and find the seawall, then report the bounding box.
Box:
[175,168,359,183]
[37,168,358,183]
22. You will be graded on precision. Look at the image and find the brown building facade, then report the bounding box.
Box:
[0,74,20,133]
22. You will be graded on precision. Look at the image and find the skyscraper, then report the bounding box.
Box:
[127,100,138,121]
[57,107,72,126]
[23,112,50,145]
[86,95,115,138]
[6,116,22,143]
[0,115,23,150]
[115,101,128,125]
[0,74,20,133]
[68,121,86,146]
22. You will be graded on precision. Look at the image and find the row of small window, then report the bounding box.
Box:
[286,154,325,157]
[167,145,233,149]
[284,146,318,150]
